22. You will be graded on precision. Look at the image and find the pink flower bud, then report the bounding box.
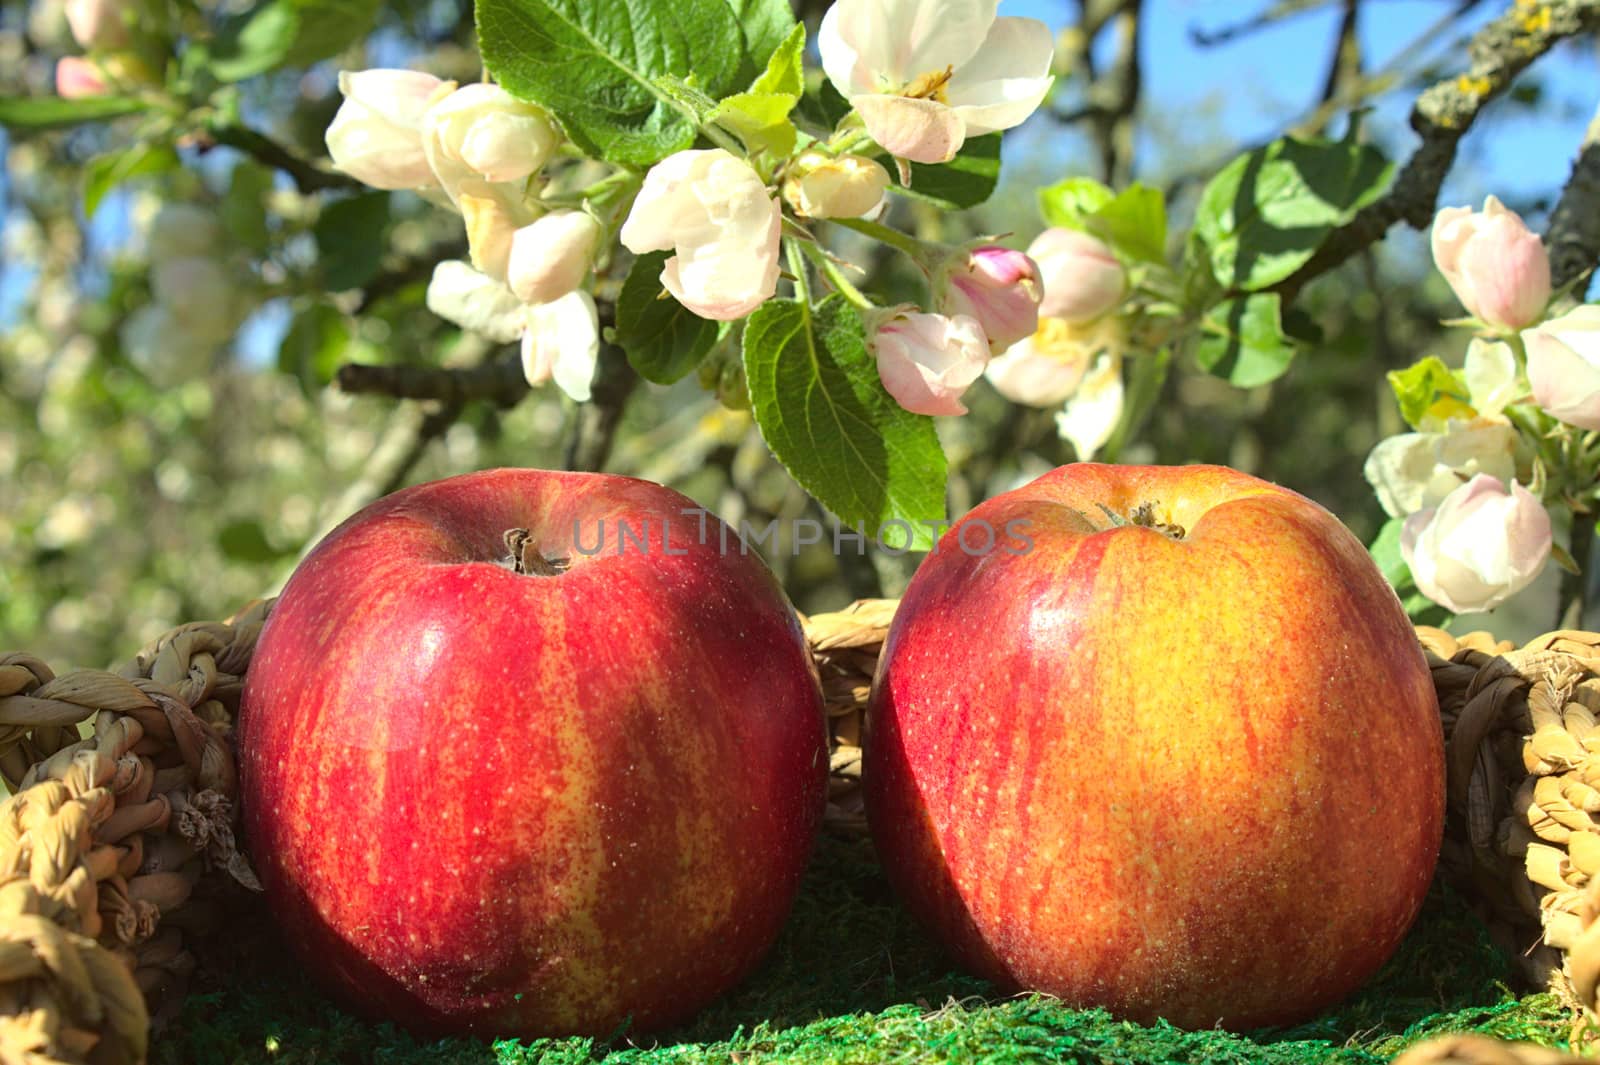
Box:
[782,152,889,220]
[55,56,107,99]
[1525,304,1600,431]
[1400,474,1551,615]
[1431,195,1551,330]
[326,69,454,190]
[868,307,991,416]
[935,246,1042,354]
[65,0,127,50]
[1027,228,1125,324]
[507,210,602,305]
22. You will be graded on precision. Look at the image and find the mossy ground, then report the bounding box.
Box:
[160,833,1575,1064]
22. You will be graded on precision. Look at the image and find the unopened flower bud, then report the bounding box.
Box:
[1401,474,1551,614]
[507,210,602,305]
[782,152,889,219]
[868,306,990,416]
[1431,195,1550,330]
[1029,228,1125,324]
[423,84,560,202]
[461,192,525,282]
[326,69,453,190]
[55,56,107,99]
[1524,304,1600,431]
[936,245,1042,354]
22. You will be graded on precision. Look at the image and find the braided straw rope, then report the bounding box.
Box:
[800,598,897,837]
[1391,1034,1592,1065]
[0,601,268,1065]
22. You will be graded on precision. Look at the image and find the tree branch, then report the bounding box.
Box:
[563,339,639,473]
[336,353,530,406]
[202,122,361,194]
[1188,0,1336,48]
[1546,102,1600,293]
[1276,0,1600,300]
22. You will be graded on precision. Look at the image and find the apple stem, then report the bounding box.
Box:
[503,528,569,577]
[1095,502,1186,540]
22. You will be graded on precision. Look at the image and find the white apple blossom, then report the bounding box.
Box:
[422,83,560,203]
[1431,196,1550,331]
[325,69,454,190]
[151,257,241,344]
[522,291,599,403]
[818,0,1054,164]
[985,315,1123,408]
[1363,421,1518,520]
[1401,474,1551,614]
[507,211,602,306]
[869,307,990,416]
[1031,228,1126,324]
[425,261,597,403]
[782,152,890,219]
[1524,304,1600,431]
[1462,338,1519,419]
[619,149,781,322]
[1055,350,1123,460]
[65,0,127,51]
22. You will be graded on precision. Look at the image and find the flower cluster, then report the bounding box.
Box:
[1364,196,1600,616]
[324,0,1058,411]
[51,0,158,99]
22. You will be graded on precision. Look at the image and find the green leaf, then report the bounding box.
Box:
[220,161,275,251]
[218,519,294,562]
[278,302,350,396]
[1368,518,1452,627]
[1194,292,1297,388]
[728,0,798,81]
[83,143,178,217]
[1038,179,1166,263]
[211,0,381,81]
[892,134,1002,210]
[0,94,147,130]
[314,192,391,292]
[1037,177,1115,228]
[1387,355,1468,430]
[1193,134,1393,291]
[477,0,751,165]
[750,22,804,97]
[743,296,947,547]
[709,91,797,157]
[615,251,722,385]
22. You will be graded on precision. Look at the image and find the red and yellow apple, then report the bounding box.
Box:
[864,462,1443,1029]
[238,468,826,1037]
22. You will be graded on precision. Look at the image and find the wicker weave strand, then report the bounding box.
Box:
[0,602,269,1065]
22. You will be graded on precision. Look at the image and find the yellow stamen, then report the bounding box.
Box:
[902,66,954,103]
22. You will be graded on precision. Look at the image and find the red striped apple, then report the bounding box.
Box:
[238,469,826,1037]
[864,463,1443,1029]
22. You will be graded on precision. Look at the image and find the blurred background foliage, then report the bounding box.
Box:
[2,0,1597,668]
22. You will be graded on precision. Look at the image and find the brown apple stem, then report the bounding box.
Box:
[1093,502,1186,541]
[502,528,569,577]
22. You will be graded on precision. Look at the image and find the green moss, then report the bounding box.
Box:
[157,835,1572,1065]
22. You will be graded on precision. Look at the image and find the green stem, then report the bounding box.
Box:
[1561,509,1595,630]
[1100,347,1173,462]
[834,217,931,263]
[785,238,812,308]
[800,242,873,310]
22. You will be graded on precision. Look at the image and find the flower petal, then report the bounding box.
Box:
[945,16,1055,136]
[819,0,996,93]
[854,94,965,164]
[522,290,598,402]
[1055,351,1123,459]
[425,260,526,342]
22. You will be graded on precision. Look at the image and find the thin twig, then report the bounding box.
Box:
[1273,0,1600,302]
[336,354,530,406]
[1187,0,1337,48]
[202,122,361,194]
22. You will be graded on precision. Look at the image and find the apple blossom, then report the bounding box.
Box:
[65,0,127,50]
[1462,338,1519,419]
[781,152,889,219]
[422,83,560,203]
[1525,304,1600,430]
[1362,421,1518,520]
[522,290,599,403]
[1401,474,1551,614]
[146,203,224,262]
[151,258,240,344]
[425,260,527,343]
[869,308,990,416]
[507,210,603,306]
[55,56,107,99]
[1055,350,1123,460]
[1431,195,1550,330]
[325,69,454,191]
[1030,228,1125,324]
[619,149,781,322]
[935,246,1041,354]
[818,0,1054,164]
[985,315,1124,408]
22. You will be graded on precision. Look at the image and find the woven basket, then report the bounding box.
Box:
[2,596,1599,1063]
